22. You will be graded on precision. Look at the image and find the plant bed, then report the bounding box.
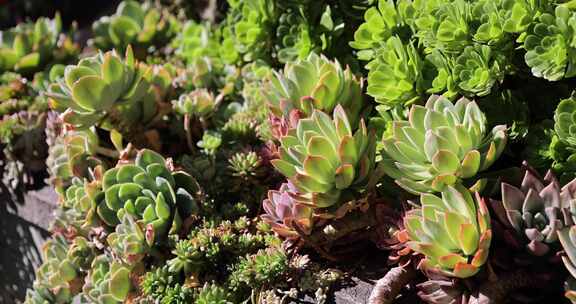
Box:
[5,1,576,304]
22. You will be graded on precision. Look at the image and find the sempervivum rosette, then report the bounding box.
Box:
[380,94,507,194]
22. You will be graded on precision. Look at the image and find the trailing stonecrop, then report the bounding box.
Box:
[91,0,179,56]
[45,47,172,143]
[404,185,491,278]
[380,95,507,194]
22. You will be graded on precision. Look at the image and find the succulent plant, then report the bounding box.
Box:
[221,0,276,63]
[349,0,408,61]
[404,185,492,278]
[0,14,63,73]
[555,95,576,147]
[46,47,171,133]
[265,52,364,126]
[97,149,199,241]
[82,254,133,304]
[176,21,223,66]
[261,182,313,238]
[91,0,179,54]
[271,105,375,208]
[365,36,425,108]
[173,89,216,119]
[25,235,84,304]
[453,44,504,97]
[195,283,233,304]
[524,5,576,81]
[491,164,576,256]
[380,95,507,194]
[558,224,576,303]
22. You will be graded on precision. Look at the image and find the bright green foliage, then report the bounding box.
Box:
[380,95,507,194]
[91,0,179,54]
[221,0,276,63]
[555,95,576,146]
[98,149,199,241]
[228,248,288,291]
[195,283,233,304]
[46,47,171,130]
[0,14,66,73]
[524,6,576,81]
[265,53,364,125]
[228,151,263,181]
[141,266,177,300]
[365,37,424,108]
[404,185,492,278]
[198,130,222,155]
[176,21,223,66]
[493,165,576,256]
[82,255,132,304]
[453,45,504,96]
[349,0,410,61]
[173,89,215,118]
[271,105,375,208]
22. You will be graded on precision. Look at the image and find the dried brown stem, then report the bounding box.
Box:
[369,265,417,304]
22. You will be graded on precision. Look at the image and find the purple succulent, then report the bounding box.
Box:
[491,162,576,256]
[262,182,313,239]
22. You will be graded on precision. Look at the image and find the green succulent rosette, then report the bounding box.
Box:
[97,149,198,240]
[453,44,504,97]
[91,0,179,54]
[265,52,364,125]
[524,5,576,81]
[46,47,170,131]
[555,94,576,147]
[404,185,492,278]
[176,21,223,66]
[381,95,507,194]
[173,89,215,119]
[82,254,133,304]
[349,0,411,61]
[365,36,425,108]
[0,14,64,73]
[25,235,86,304]
[271,105,375,208]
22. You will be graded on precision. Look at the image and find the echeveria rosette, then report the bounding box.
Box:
[25,235,83,304]
[555,95,576,147]
[404,185,492,278]
[453,44,505,97]
[492,164,576,256]
[380,95,507,194]
[524,5,576,81]
[97,149,199,244]
[261,182,313,239]
[559,226,576,303]
[265,52,364,126]
[91,0,179,54]
[82,255,133,304]
[271,105,376,209]
[0,14,62,73]
[46,47,166,131]
[366,36,425,108]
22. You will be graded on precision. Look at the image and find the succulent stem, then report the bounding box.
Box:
[368,265,417,304]
[184,114,197,153]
